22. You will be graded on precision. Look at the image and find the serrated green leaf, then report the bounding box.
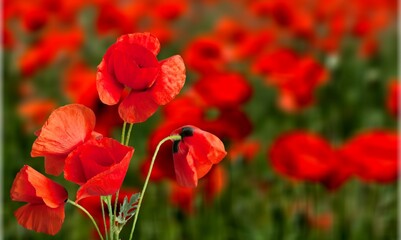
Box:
[115,192,141,226]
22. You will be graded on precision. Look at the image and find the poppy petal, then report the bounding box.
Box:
[44,155,66,176]
[151,55,186,105]
[11,165,68,208]
[173,144,198,188]
[118,91,159,123]
[96,59,124,105]
[75,144,134,201]
[15,204,65,236]
[117,32,161,56]
[75,158,131,201]
[31,104,95,157]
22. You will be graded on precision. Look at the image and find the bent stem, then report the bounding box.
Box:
[67,199,104,240]
[128,134,182,240]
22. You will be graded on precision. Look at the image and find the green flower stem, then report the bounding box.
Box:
[106,196,114,240]
[128,135,182,240]
[67,199,104,240]
[125,123,134,146]
[100,198,109,240]
[121,122,127,144]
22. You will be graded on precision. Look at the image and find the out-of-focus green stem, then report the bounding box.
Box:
[68,199,104,240]
[128,135,182,240]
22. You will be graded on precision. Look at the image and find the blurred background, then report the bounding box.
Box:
[3,0,398,239]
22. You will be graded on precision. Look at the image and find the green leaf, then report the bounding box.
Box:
[115,193,141,225]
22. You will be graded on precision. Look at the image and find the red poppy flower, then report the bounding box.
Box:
[339,130,398,183]
[96,32,186,123]
[386,80,399,118]
[183,36,228,74]
[253,49,328,112]
[268,131,338,182]
[10,165,68,235]
[64,137,134,201]
[17,99,56,133]
[229,140,261,163]
[63,61,123,136]
[203,165,226,202]
[192,72,252,108]
[31,104,99,176]
[170,125,227,188]
[170,182,196,215]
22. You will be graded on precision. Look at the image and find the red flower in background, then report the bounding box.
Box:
[192,72,252,108]
[96,32,186,123]
[184,36,228,74]
[253,49,328,112]
[64,137,134,201]
[64,61,123,136]
[171,125,226,187]
[339,130,398,183]
[268,131,347,185]
[17,99,56,133]
[229,140,261,163]
[386,80,399,118]
[31,104,99,176]
[10,165,68,235]
[18,26,83,76]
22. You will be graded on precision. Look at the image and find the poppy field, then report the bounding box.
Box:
[3,0,399,239]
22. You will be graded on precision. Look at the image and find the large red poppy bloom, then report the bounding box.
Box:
[64,137,134,201]
[170,125,226,188]
[96,32,186,123]
[31,104,100,176]
[339,130,398,183]
[10,165,68,235]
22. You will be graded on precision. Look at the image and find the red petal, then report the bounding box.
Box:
[110,42,160,90]
[151,55,186,105]
[10,166,41,204]
[11,166,68,207]
[96,59,124,105]
[31,104,96,175]
[184,127,227,165]
[117,32,161,56]
[118,91,159,123]
[15,204,65,235]
[74,140,134,201]
[44,155,66,176]
[173,144,198,188]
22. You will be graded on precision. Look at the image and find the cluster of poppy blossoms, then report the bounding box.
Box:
[10,32,227,237]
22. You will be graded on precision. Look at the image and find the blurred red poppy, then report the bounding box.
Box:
[10,165,68,235]
[96,32,186,123]
[171,125,226,188]
[64,137,134,201]
[170,182,196,215]
[17,99,56,132]
[339,130,398,183]
[269,131,338,182]
[18,26,83,76]
[31,104,99,176]
[386,80,399,118]
[63,61,123,136]
[253,49,328,112]
[192,72,252,108]
[229,140,261,163]
[203,165,226,202]
[184,36,228,74]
